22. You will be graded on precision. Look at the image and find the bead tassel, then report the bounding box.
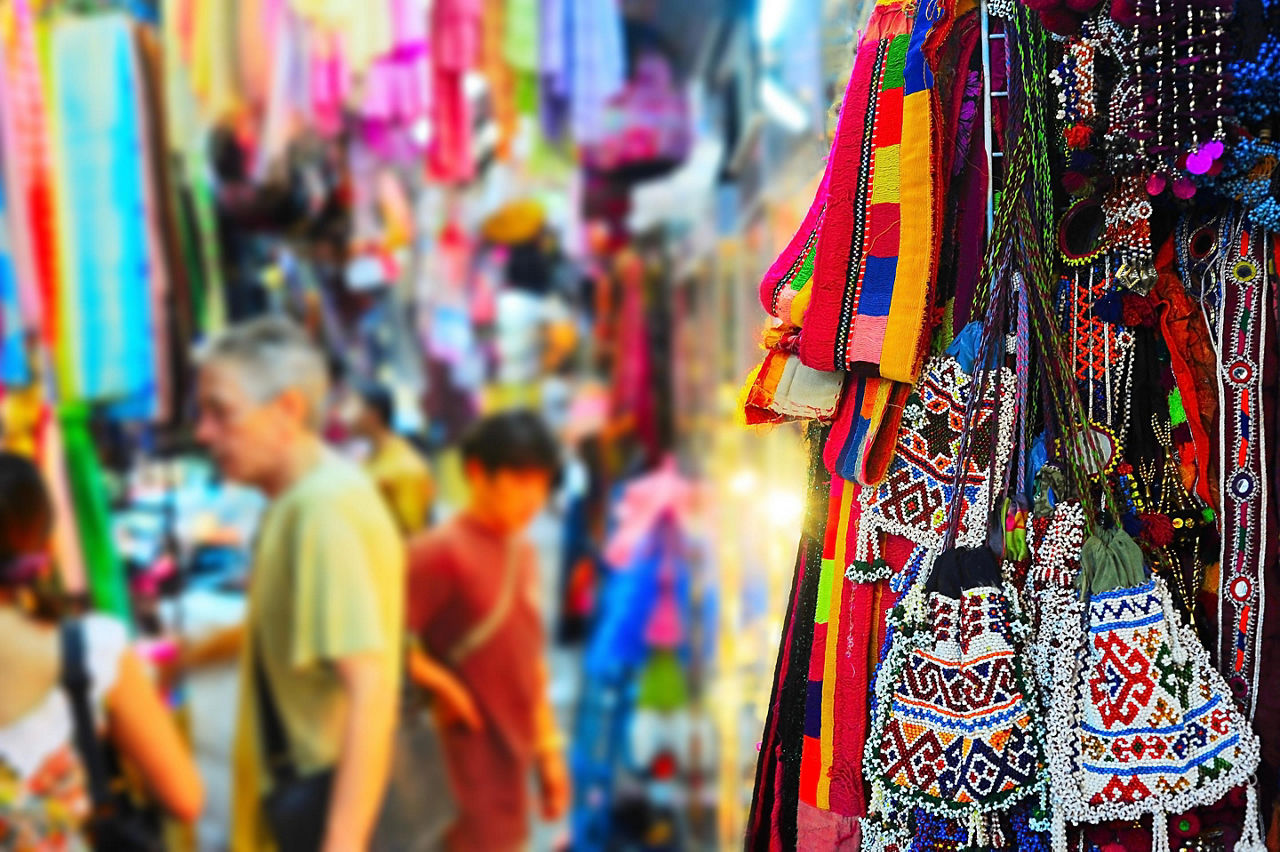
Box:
[1238,783,1268,852]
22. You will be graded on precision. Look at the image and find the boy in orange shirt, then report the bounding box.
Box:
[406,411,569,852]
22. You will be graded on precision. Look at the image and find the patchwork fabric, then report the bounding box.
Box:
[855,356,1016,556]
[1046,577,1260,826]
[799,476,880,818]
[758,165,829,328]
[740,346,845,425]
[823,375,912,486]
[869,569,1043,818]
[800,0,954,382]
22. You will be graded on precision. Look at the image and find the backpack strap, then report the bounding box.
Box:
[253,633,297,784]
[60,619,113,814]
[445,537,520,667]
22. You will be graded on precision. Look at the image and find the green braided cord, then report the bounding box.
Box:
[997,6,1123,533]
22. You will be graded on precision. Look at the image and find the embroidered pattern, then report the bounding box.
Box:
[856,356,1017,556]
[1061,266,1136,433]
[1026,500,1089,723]
[799,0,953,383]
[870,580,1044,819]
[1211,221,1270,718]
[1046,578,1260,826]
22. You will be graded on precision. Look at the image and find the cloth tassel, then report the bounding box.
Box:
[1239,782,1268,852]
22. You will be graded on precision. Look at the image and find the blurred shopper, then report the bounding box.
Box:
[0,452,203,845]
[189,316,404,852]
[406,411,570,852]
[350,382,435,534]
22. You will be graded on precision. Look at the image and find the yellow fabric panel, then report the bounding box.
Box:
[817,481,856,809]
[870,144,901,205]
[881,88,934,383]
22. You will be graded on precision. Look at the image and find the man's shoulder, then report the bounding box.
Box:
[407,517,469,566]
[384,436,432,478]
[278,456,401,544]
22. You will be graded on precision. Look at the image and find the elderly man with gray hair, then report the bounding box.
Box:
[184,316,404,852]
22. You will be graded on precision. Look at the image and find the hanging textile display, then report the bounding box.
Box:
[49,12,162,410]
[744,0,1280,844]
[0,181,28,388]
[429,0,481,182]
[799,0,957,382]
[1044,531,1260,848]
[60,406,130,619]
[0,0,59,343]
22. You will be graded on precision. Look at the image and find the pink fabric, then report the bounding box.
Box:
[0,0,55,334]
[844,316,889,364]
[603,460,695,568]
[432,0,482,71]
[795,801,861,849]
[645,582,684,648]
[392,0,429,45]
[428,0,480,180]
[309,31,348,137]
[759,164,832,319]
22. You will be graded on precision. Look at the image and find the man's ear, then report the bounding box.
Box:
[462,459,488,483]
[275,387,312,428]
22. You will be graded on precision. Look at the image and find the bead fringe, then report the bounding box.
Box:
[1152,811,1171,852]
[1239,782,1268,852]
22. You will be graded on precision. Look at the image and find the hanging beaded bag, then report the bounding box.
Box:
[1043,528,1262,852]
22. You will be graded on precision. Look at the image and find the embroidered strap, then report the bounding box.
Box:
[1211,215,1270,719]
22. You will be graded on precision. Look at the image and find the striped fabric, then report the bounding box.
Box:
[800,0,954,384]
[797,475,894,820]
[758,162,830,329]
[50,14,159,407]
[824,374,912,486]
[0,0,58,341]
[799,478,853,808]
[0,181,28,386]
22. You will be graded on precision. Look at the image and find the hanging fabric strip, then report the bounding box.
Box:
[759,164,829,329]
[0,0,58,340]
[823,375,912,486]
[1214,216,1270,720]
[798,479,847,807]
[801,0,959,382]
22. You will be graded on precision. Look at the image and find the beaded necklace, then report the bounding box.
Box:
[1202,134,1280,232]
[1130,0,1233,185]
[1228,0,1280,124]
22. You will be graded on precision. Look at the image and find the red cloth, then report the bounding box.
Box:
[439,726,531,852]
[407,514,545,847]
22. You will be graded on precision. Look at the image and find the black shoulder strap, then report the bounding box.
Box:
[253,637,296,784]
[60,619,113,812]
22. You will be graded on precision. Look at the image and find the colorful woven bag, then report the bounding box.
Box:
[851,355,1016,568]
[1044,528,1263,852]
[864,547,1046,847]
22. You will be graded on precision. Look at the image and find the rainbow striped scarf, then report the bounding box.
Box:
[800,0,954,383]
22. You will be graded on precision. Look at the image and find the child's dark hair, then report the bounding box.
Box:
[459,410,562,484]
[0,452,53,585]
[358,381,396,429]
